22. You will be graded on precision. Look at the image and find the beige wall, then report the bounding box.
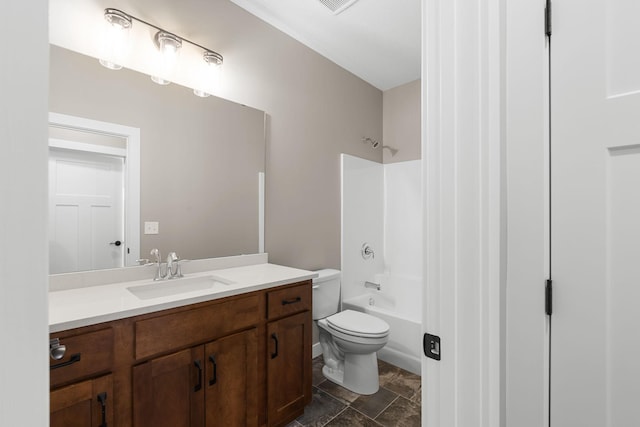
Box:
[204,2,383,270]
[383,79,421,163]
[49,46,265,262]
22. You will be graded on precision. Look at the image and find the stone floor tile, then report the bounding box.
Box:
[377,359,402,387]
[296,387,346,427]
[317,379,361,404]
[350,387,398,419]
[324,407,382,427]
[410,387,422,405]
[375,396,421,427]
[382,369,421,400]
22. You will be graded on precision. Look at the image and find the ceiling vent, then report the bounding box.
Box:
[317,0,360,15]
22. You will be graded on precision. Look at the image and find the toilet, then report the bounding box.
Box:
[313,269,390,395]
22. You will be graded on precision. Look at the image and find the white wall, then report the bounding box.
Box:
[384,160,422,280]
[0,0,50,424]
[340,154,384,301]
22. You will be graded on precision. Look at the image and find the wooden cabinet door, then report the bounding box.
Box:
[266,311,312,427]
[204,329,258,427]
[133,347,205,427]
[50,374,113,427]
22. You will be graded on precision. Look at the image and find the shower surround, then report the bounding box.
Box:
[341,154,422,374]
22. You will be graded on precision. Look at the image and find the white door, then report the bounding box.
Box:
[552,0,640,424]
[49,148,125,273]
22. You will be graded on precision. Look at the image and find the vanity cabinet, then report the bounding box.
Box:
[49,328,114,388]
[266,284,312,427]
[132,329,258,427]
[50,374,113,427]
[49,279,312,427]
[49,328,115,426]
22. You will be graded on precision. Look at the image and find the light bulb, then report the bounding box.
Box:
[151,32,182,85]
[193,51,223,97]
[99,9,132,70]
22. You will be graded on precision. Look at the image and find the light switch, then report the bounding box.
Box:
[144,221,159,235]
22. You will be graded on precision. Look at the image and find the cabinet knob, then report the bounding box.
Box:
[49,338,66,360]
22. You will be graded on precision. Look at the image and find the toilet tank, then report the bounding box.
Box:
[312,269,341,320]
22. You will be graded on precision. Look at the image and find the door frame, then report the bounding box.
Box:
[422,0,551,425]
[422,0,504,425]
[48,112,141,268]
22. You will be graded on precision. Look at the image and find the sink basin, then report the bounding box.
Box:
[127,275,234,300]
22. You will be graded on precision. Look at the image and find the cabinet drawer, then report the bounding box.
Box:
[50,328,114,388]
[135,294,260,360]
[267,281,311,320]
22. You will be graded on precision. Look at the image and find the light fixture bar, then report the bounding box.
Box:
[104,8,223,65]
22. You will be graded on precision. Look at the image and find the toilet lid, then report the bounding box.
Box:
[326,310,390,337]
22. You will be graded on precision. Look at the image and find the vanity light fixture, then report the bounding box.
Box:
[99,8,132,70]
[98,8,224,94]
[193,51,224,97]
[150,31,182,85]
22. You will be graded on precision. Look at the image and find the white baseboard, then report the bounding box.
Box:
[312,342,322,359]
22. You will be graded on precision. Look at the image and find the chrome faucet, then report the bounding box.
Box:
[365,281,381,291]
[166,252,184,279]
[150,248,168,281]
[149,249,185,280]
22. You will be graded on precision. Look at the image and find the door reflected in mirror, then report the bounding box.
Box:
[48,114,140,274]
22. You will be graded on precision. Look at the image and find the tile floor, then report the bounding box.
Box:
[287,356,421,427]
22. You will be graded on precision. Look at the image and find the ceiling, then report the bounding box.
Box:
[229,0,421,91]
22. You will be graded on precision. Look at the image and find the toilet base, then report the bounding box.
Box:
[322,352,380,395]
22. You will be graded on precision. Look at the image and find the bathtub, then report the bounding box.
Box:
[342,277,422,375]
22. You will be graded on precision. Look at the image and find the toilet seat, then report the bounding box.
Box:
[326,310,389,338]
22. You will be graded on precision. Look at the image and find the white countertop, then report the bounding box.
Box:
[49,263,316,333]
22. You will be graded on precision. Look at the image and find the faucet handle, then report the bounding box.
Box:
[136,258,151,265]
[361,243,375,260]
[167,252,184,278]
[150,248,161,263]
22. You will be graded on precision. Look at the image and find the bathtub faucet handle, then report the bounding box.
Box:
[361,243,375,260]
[365,281,381,291]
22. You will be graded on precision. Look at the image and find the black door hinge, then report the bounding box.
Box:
[545,279,553,316]
[545,0,552,38]
[423,333,441,361]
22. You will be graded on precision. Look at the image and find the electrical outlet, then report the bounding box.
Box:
[144,221,159,235]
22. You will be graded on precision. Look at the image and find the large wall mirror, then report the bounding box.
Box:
[49,45,266,274]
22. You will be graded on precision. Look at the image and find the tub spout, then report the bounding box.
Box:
[365,281,381,291]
